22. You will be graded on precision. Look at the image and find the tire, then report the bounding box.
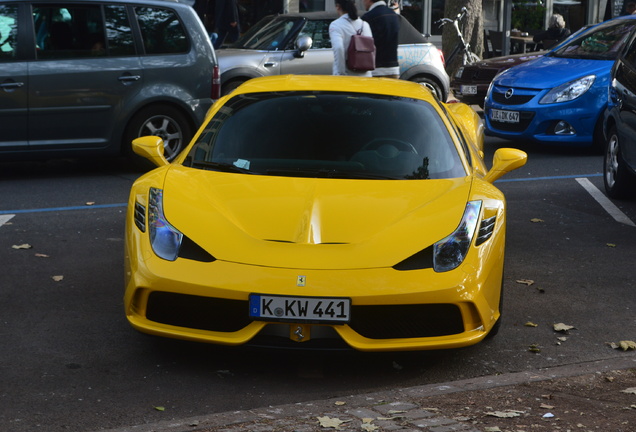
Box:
[221,79,247,96]
[123,105,193,163]
[604,127,635,199]
[410,76,444,101]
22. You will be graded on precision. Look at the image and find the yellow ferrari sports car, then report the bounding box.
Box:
[124,75,527,351]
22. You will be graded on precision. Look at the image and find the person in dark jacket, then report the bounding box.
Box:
[533,13,571,47]
[362,0,400,78]
[214,0,241,49]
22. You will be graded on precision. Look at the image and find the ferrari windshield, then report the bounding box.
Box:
[551,19,636,60]
[185,91,466,180]
[229,16,302,50]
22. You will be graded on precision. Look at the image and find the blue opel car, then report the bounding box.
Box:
[484,16,636,151]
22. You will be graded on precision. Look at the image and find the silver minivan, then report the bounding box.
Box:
[0,0,219,161]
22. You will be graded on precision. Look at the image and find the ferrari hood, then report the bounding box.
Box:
[161,166,474,269]
[495,56,612,88]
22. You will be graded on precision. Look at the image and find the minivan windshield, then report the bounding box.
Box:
[185,91,466,180]
[552,19,636,61]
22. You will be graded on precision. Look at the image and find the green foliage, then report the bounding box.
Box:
[512,2,546,31]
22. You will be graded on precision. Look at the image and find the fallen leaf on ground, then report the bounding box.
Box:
[621,387,636,394]
[35,253,49,258]
[606,243,616,247]
[528,344,541,353]
[540,403,554,409]
[334,401,346,406]
[530,218,544,223]
[484,428,502,432]
[86,202,95,206]
[556,336,568,342]
[51,275,64,282]
[553,323,575,333]
[317,416,350,429]
[12,244,32,249]
[154,406,165,411]
[516,279,534,286]
[361,419,378,432]
[619,340,636,351]
[525,322,539,327]
[485,410,523,418]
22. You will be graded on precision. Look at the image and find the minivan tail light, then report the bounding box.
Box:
[212,65,221,100]
[438,49,445,68]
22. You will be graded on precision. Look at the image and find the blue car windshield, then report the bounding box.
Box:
[185,91,466,180]
[552,19,636,60]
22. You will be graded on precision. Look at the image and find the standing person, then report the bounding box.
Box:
[532,13,571,46]
[329,0,373,77]
[362,0,400,79]
[214,0,241,49]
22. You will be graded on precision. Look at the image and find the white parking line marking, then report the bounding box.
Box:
[0,214,15,227]
[0,215,15,227]
[576,178,636,227]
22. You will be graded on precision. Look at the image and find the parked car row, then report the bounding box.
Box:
[452,15,636,199]
[0,0,219,162]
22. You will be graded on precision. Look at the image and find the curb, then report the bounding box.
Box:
[96,355,636,432]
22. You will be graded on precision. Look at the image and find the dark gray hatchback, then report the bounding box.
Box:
[0,0,219,161]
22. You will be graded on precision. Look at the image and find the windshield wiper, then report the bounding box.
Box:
[191,160,256,174]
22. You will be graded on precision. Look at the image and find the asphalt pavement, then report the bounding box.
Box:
[98,354,636,432]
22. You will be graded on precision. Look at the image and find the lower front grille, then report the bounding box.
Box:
[349,304,464,339]
[146,292,252,332]
[146,293,465,340]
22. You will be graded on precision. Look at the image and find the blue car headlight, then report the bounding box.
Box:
[433,201,482,272]
[539,75,595,104]
[148,187,183,261]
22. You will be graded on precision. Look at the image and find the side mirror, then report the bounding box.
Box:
[483,148,527,183]
[294,35,312,58]
[132,136,169,167]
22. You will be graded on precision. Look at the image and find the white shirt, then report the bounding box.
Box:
[328,14,373,77]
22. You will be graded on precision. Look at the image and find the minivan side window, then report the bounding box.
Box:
[134,7,188,55]
[33,4,135,59]
[0,4,18,60]
[104,5,135,56]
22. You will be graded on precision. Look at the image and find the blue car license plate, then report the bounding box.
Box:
[249,294,351,324]
[491,109,519,123]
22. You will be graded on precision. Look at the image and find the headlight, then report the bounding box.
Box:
[539,75,595,104]
[148,187,183,261]
[455,66,464,79]
[433,201,482,272]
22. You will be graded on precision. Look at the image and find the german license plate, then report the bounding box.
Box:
[491,109,519,123]
[249,294,351,324]
[461,85,477,95]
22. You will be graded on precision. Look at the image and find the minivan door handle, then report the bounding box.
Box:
[118,74,141,83]
[1,81,24,90]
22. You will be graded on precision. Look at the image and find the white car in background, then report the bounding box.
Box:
[216,12,450,100]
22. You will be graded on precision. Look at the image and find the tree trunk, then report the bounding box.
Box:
[442,0,483,78]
